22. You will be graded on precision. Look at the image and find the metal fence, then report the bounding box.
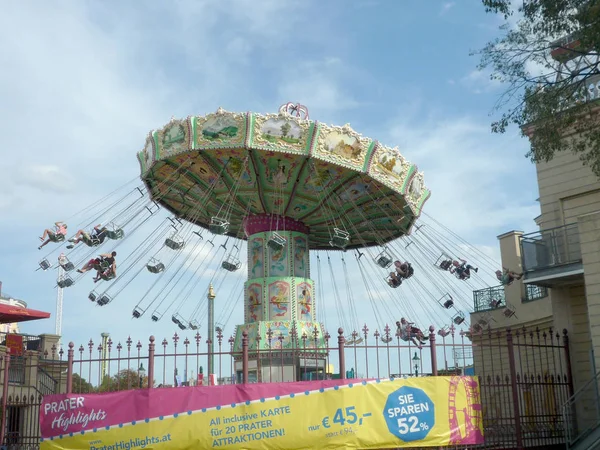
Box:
[0,325,573,450]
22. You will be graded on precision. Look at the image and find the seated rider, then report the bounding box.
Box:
[67,224,108,249]
[496,268,523,286]
[439,259,452,271]
[388,272,402,288]
[394,260,413,279]
[38,222,68,250]
[78,252,117,279]
[95,251,116,282]
[450,258,478,280]
[396,318,427,349]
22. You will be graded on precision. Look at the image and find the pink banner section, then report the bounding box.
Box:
[40,379,354,438]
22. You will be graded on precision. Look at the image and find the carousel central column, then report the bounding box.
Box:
[232,214,326,382]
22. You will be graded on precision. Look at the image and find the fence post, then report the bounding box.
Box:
[506,329,523,449]
[563,329,578,440]
[66,342,74,394]
[148,336,155,390]
[242,331,248,384]
[563,329,575,398]
[0,350,10,447]
[429,326,438,376]
[338,328,346,379]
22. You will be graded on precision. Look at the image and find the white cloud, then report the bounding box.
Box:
[440,2,456,16]
[462,69,503,94]
[277,58,360,116]
[384,110,539,238]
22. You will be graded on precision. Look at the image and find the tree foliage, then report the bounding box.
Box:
[71,373,95,394]
[478,0,600,176]
[98,369,150,392]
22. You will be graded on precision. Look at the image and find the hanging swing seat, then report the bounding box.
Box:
[81,234,101,247]
[57,275,74,289]
[165,235,185,250]
[146,258,165,274]
[381,336,393,344]
[99,271,116,281]
[438,294,454,309]
[434,253,452,270]
[132,307,143,319]
[39,258,52,271]
[48,233,66,243]
[354,337,364,345]
[375,251,393,269]
[345,336,355,345]
[151,311,163,322]
[105,223,125,240]
[387,276,401,288]
[438,327,451,338]
[503,305,517,318]
[172,313,187,330]
[452,312,465,325]
[58,256,75,272]
[97,294,112,306]
[267,232,286,252]
[209,217,229,235]
[330,228,350,249]
[189,320,200,331]
[222,256,241,272]
[88,291,97,302]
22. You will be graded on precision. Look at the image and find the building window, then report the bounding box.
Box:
[523,284,548,303]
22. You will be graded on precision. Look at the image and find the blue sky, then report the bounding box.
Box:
[0,1,540,377]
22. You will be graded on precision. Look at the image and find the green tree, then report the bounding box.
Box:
[280,122,291,138]
[477,0,600,176]
[71,373,95,394]
[98,369,150,392]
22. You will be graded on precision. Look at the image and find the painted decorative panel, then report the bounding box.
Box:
[313,123,374,172]
[156,119,191,159]
[193,108,247,150]
[293,235,309,278]
[268,280,291,320]
[245,282,263,323]
[248,236,265,278]
[250,113,314,154]
[296,280,314,322]
[267,235,289,277]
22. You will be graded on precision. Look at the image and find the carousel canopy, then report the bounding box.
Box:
[138,104,430,250]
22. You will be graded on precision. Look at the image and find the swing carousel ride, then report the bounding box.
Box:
[37,103,511,379]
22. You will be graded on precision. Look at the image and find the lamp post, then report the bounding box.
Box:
[412,352,420,377]
[139,363,146,388]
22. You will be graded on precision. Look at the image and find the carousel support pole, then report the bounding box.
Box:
[429,326,438,376]
[242,331,249,384]
[207,284,216,378]
[338,328,346,379]
[148,336,155,389]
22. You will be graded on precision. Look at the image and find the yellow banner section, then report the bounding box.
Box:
[41,377,483,449]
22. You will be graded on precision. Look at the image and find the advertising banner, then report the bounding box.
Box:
[40,376,484,449]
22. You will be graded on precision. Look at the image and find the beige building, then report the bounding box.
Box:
[469,143,600,448]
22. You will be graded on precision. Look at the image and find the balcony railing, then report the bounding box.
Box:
[520,223,582,272]
[473,285,506,312]
[523,284,548,303]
